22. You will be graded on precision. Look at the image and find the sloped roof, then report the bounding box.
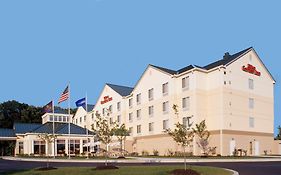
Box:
[106,83,134,96]
[150,64,194,75]
[150,64,177,74]
[0,128,16,138]
[203,47,253,70]
[30,122,94,135]
[84,104,95,112]
[150,47,253,74]
[14,123,42,134]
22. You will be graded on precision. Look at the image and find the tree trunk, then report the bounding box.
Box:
[183,146,186,171]
[120,139,123,156]
[105,144,108,166]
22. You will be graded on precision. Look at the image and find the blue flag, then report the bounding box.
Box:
[75,97,86,108]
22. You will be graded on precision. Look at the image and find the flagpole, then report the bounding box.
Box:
[68,83,71,159]
[52,99,55,159]
[86,92,89,159]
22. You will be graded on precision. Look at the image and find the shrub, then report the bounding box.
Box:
[153,149,159,156]
[141,150,149,156]
[167,149,174,157]
[130,152,139,156]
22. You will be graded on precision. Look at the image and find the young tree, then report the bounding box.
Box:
[113,123,130,157]
[92,112,116,166]
[37,133,57,169]
[192,120,210,156]
[275,125,281,140]
[165,123,194,170]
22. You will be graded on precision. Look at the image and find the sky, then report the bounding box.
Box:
[0,1,280,134]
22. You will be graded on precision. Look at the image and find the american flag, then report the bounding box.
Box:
[58,85,69,104]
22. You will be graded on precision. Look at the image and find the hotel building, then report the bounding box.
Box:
[80,47,277,156]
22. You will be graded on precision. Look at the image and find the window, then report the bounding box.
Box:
[137,125,141,134]
[136,93,141,105]
[129,112,133,122]
[58,116,62,121]
[163,119,169,130]
[148,88,154,101]
[249,98,254,109]
[75,119,78,124]
[19,142,24,154]
[80,117,82,123]
[69,140,80,154]
[162,82,168,96]
[49,115,53,121]
[109,105,112,113]
[148,106,154,117]
[84,115,86,122]
[183,117,191,128]
[163,101,169,114]
[92,114,94,121]
[117,102,121,111]
[102,108,105,116]
[33,141,45,155]
[109,117,113,125]
[129,98,133,108]
[182,76,190,90]
[182,97,190,110]
[56,140,65,155]
[249,117,255,128]
[249,79,254,90]
[54,116,58,121]
[137,109,141,120]
[129,127,133,135]
[149,122,154,132]
[63,116,66,122]
[117,115,121,123]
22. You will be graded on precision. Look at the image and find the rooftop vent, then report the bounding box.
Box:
[223,52,231,59]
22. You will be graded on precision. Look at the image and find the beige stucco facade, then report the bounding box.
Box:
[78,47,276,156]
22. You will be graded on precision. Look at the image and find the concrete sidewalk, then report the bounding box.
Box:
[3,156,281,163]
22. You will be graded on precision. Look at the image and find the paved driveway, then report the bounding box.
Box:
[1,158,281,175]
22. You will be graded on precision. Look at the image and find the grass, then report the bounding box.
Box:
[2,166,232,175]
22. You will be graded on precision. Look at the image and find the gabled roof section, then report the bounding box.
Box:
[14,123,42,134]
[0,128,15,138]
[203,47,253,70]
[150,64,177,75]
[106,83,134,96]
[82,104,95,112]
[150,64,194,75]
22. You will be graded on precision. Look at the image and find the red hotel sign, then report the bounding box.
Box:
[242,64,261,76]
[101,96,112,104]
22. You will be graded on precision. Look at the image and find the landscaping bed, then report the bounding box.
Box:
[2,166,232,175]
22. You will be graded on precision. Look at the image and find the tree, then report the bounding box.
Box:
[192,120,210,156]
[275,125,281,140]
[37,133,57,169]
[165,122,194,170]
[92,112,116,166]
[113,123,130,156]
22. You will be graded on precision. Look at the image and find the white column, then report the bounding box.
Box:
[45,142,48,156]
[51,141,55,156]
[80,139,83,154]
[65,139,68,156]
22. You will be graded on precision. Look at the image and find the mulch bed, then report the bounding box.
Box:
[35,167,57,171]
[94,165,119,170]
[170,169,200,175]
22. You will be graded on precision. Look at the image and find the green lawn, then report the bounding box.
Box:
[3,166,232,175]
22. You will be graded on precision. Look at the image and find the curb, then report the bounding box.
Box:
[224,168,239,175]
[3,156,281,163]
